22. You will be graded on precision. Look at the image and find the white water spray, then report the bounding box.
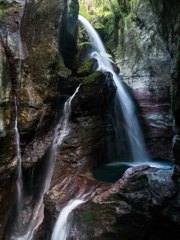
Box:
[51,199,85,240]
[79,15,149,163]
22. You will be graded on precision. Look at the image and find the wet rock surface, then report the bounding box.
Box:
[0,1,24,236]
[41,67,180,239]
[0,0,78,237]
[1,0,180,239]
[113,0,180,172]
[43,70,116,230]
[70,166,179,240]
[114,0,174,160]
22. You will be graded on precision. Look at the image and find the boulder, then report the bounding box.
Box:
[70,166,179,240]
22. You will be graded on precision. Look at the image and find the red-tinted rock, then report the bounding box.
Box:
[69,166,179,240]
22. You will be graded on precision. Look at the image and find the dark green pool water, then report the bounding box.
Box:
[93,161,173,183]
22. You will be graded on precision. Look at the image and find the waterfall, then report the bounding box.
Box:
[78,15,149,163]
[51,199,85,240]
[11,85,81,240]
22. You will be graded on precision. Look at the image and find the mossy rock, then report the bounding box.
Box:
[76,42,93,68]
[82,71,102,85]
[77,59,98,77]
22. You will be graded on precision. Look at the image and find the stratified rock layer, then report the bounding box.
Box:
[110,0,180,175]
[1,0,180,239]
[114,0,174,160]
[0,0,79,237]
[42,69,116,239]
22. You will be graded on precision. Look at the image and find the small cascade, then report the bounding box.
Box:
[11,85,81,240]
[78,15,149,163]
[53,85,81,149]
[51,199,85,240]
[14,0,26,216]
[14,96,23,209]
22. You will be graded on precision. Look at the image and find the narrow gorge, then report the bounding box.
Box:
[0,0,180,239]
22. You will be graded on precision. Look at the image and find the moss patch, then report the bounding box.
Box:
[78,59,94,73]
[77,58,97,77]
[82,71,102,85]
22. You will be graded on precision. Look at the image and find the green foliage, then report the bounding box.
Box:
[78,0,138,50]
[0,0,13,20]
[97,10,114,36]
[130,0,137,5]
[0,8,6,19]
[0,0,12,7]
[79,0,120,41]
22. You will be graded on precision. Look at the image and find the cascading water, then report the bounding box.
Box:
[11,86,81,240]
[53,85,81,149]
[14,96,23,209]
[78,15,149,163]
[14,0,26,216]
[51,199,85,240]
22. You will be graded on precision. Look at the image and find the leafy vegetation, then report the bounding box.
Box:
[79,0,137,27]
[0,8,6,19]
[0,0,13,20]
[79,0,137,50]
[0,0,12,7]
[79,0,119,36]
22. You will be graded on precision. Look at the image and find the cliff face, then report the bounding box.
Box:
[113,0,180,177]
[0,0,79,237]
[148,0,180,180]
[113,0,174,161]
[44,1,180,238]
[1,0,180,239]
[41,70,115,239]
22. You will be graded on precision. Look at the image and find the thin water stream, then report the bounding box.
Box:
[14,96,23,210]
[13,0,26,220]
[11,85,81,240]
[51,199,85,240]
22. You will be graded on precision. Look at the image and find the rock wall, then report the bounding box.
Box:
[0,0,79,237]
[114,0,175,161]
[42,69,115,239]
[1,0,180,239]
[147,0,180,180]
[114,0,180,177]
[0,2,24,235]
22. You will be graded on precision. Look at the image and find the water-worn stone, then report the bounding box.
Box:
[111,0,180,173]
[114,0,174,160]
[1,0,180,239]
[0,0,79,237]
[40,70,116,239]
[70,166,179,240]
[0,2,24,236]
